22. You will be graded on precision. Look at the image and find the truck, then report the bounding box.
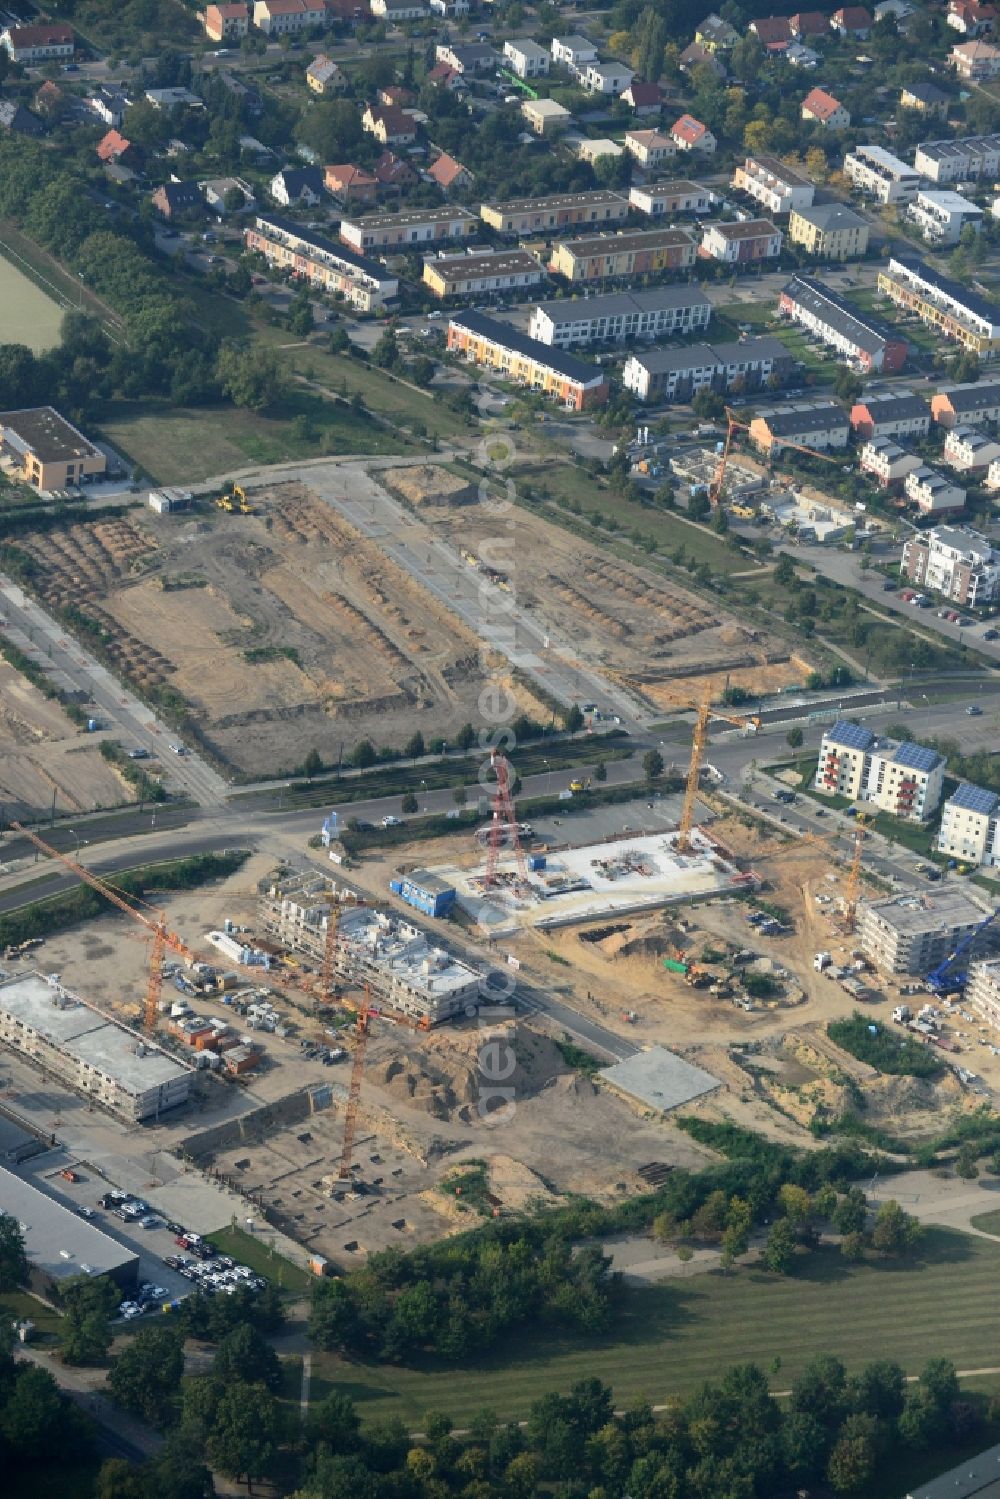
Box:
[892,1004,912,1024]
[569,778,591,793]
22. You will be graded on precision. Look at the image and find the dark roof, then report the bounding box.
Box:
[751,15,793,41]
[892,741,943,773]
[449,309,607,386]
[782,274,900,357]
[632,336,791,374]
[760,400,850,435]
[793,202,868,233]
[890,255,1000,329]
[948,782,1000,815]
[537,286,710,325]
[0,102,44,136]
[0,406,99,462]
[254,213,391,284]
[938,379,1000,412]
[825,720,876,751]
[904,80,949,104]
[274,165,323,195]
[154,180,202,211]
[855,392,931,422]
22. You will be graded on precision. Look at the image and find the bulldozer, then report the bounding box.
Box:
[215,483,253,515]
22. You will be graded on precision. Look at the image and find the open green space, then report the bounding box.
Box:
[308,1227,1000,1427]
[260,332,475,442]
[0,220,119,333]
[100,392,412,485]
[206,1224,313,1295]
[0,1291,63,1344]
[970,1207,1000,1237]
[0,249,67,354]
[712,301,831,379]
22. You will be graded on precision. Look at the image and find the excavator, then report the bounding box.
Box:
[215,484,254,515]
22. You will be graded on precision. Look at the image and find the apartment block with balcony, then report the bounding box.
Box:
[901,524,1000,605]
[937,785,1000,870]
[529,286,711,348]
[905,464,967,515]
[859,888,995,975]
[549,225,697,282]
[878,255,1000,359]
[844,144,923,203]
[942,425,1000,471]
[730,154,815,215]
[967,957,1000,1027]
[788,202,870,259]
[629,178,712,216]
[700,218,781,263]
[815,721,945,821]
[907,188,984,245]
[858,436,922,488]
[914,133,1000,183]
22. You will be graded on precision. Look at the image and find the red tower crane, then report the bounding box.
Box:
[483,751,529,889]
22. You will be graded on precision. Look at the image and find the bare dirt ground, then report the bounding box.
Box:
[415,489,805,706]
[13,489,544,778]
[0,659,127,817]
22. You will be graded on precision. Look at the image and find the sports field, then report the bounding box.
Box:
[309,1229,1000,1426]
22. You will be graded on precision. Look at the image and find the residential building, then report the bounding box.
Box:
[622,336,793,402]
[145,87,203,110]
[306,55,346,93]
[624,129,676,169]
[96,129,139,167]
[696,13,739,48]
[621,79,663,112]
[858,437,922,488]
[0,23,74,62]
[202,175,255,214]
[447,310,610,410]
[749,16,793,46]
[572,137,623,167]
[968,962,1000,1027]
[88,87,129,127]
[670,114,716,152]
[340,204,478,252]
[902,525,1000,603]
[324,163,377,205]
[948,0,997,32]
[938,789,1000,871]
[943,424,1000,471]
[905,464,966,515]
[844,143,923,203]
[849,390,931,440]
[907,188,984,245]
[701,218,782,264]
[529,286,712,347]
[0,972,191,1122]
[749,400,851,454]
[550,34,598,69]
[337,905,478,1023]
[480,189,628,236]
[900,81,950,116]
[801,87,851,128]
[680,41,726,76]
[932,378,1000,426]
[245,213,399,311]
[830,5,873,35]
[270,165,323,205]
[549,225,698,282]
[521,98,572,136]
[629,178,712,216]
[423,249,544,299]
[252,0,325,31]
[582,59,634,94]
[815,721,945,819]
[914,134,1000,183]
[951,37,1000,76]
[0,103,45,138]
[790,11,830,37]
[428,152,473,191]
[370,0,429,15]
[362,103,418,146]
[374,150,417,190]
[435,42,497,73]
[0,407,106,492]
[503,39,550,78]
[859,887,994,975]
[202,2,250,40]
[426,60,464,90]
[878,256,1000,360]
[151,180,203,219]
[786,40,820,65]
[731,154,815,216]
[429,0,470,14]
[0,1167,139,1299]
[788,202,870,258]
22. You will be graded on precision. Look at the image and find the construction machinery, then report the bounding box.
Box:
[927,903,1000,996]
[708,406,842,508]
[840,813,871,935]
[337,988,372,1180]
[215,484,253,515]
[676,698,761,855]
[483,750,530,888]
[8,821,196,1036]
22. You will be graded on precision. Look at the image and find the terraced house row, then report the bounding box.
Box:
[446,311,610,410]
[877,255,1000,359]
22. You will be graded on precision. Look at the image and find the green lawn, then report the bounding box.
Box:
[206,1224,314,1295]
[308,1228,1000,1427]
[0,1291,63,1344]
[100,392,412,485]
[970,1208,1000,1236]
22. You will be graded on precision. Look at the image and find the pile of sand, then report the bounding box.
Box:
[386,465,476,508]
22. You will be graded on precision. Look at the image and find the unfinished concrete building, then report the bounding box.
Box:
[967,959,1000,1029]
[858,889,996,975]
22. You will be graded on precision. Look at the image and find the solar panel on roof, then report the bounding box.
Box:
[949,783,1000,815]
[826,720,874,751]
[892,742,941,772]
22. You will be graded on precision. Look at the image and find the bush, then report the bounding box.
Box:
[827,1013,943,1080]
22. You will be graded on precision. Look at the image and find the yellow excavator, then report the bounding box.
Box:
[215,483,253,515]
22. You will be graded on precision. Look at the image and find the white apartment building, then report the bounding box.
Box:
[503,39,550,77]
[901,524,1000,605]
[858,437,922,487]
[624,130,676,168]
[938,785,1000,869]
[815,721,945,820]
[582,59,634,94]
[905,464,967,515]
[844,144,923,203]
[550,33,598,68]
[967,958,1000,1027]
[629,179,713,216]
[907,188,984,246]
[914,134,1000,183]
[859,888,995,975]
[700,218,782,264]
[942,425,1000,471]
[529,285,711,348]
[731,154,815,216]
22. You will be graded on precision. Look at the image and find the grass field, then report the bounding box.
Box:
[970,1208,1000,1236]
[100,392,413,484]
[206,1224,314,1295]
[0,1290,63,1343]
[260,334,475,443]
[307,1228,1000,1427]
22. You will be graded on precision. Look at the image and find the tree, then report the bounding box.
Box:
[791,1353,848,1427]
[833,366,863,404]
[871,1200,922,1257]
[401,791,418,814]
[564,703,584,732]
[920,1357,960,1414]
[849,1359,906,1420]
[310,1277,359,1352]
[107,1325,184,1425]
[216,342,287,412]
[899,1386,946,1449]
[404,730,425,760]
[692,388,724,421]
[773,554,796,586]
[348,738,377,769]
[642,748,664,782]
[782,1410,828,1480]
[594,760,607,782]
[956,1142,980,1179]
[1,1366,67,1458]
[302,747,323,777]
[61,1276,117,1366]
[206,1382,281,1491]
[213,1323,282,1392]
[827,1427,876,1493]
[834,1186,868,1237]
[763,1217,796,1274]
[689,490,711,521]
[0,1212,28,1292]
[373,326,400,370]
[456,722,476,751]
[786,726,804,749]
[308,1390,360,1454]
